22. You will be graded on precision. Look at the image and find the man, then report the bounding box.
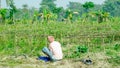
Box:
[42,36,63,61]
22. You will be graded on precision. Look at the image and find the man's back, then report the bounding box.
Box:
[49,41,63,60]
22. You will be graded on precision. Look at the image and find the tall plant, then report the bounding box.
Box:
[82,1,94,22]
[6,0,17,23]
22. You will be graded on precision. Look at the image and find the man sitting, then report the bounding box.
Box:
[42,36,63,61]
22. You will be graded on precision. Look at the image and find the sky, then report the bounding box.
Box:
[1,0,105,9]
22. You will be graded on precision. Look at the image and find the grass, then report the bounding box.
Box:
[0,18,120,67]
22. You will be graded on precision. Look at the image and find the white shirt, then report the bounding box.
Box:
[49,41,63,60]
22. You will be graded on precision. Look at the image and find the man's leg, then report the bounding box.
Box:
[42,47,53,59]
[42,47,58,61]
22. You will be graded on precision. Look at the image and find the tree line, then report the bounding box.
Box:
[0,0,120,24]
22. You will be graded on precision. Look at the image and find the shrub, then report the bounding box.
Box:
[76,45,88,53]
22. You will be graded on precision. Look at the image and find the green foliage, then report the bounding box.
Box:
[103,0,120,17]
[106,46,120,65]
[6,0,13,6]
[64,10,72,19]
[106,50,117,57]
[53,7,63,14]
[40,0,56,12]
[0,9,7,22]
[0,18,119,68]
[83,1,94,12]
[114,44,120,51]
[67,2,83,17]
[76,45,88,53]
[9,3,17,19]
[0,17,120,57]
[64,45,88,58]
[83,2,94,9]
[88,11,110,23]
[1,0,119,24]
[108,56,120,65]
[91,38,102,44]
[5,0,17,24]
[68,2,82,11]
[105,43,120,65]
[90,45,103,52]
[0,1,120,67]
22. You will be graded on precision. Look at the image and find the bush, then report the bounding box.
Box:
[76,45,88,53]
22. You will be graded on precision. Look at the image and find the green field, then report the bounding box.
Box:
[0,0,120,68]
[0,18,120,68]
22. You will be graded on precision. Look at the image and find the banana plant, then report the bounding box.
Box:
[89,11,110,23]
[96,11,110,23]
[43,9,51,23]
[64,9,73,23]
[102,12,110,22]
[32,9,39,23]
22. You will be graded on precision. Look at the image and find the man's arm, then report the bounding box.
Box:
[49,44,55,55]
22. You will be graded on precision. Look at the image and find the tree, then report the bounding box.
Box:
[39,0,66,22]
[67,2,84,20]
[68,2,82,11]
[83,1,94,13]
[22,4,29,21]
[64,9,73,23]
[82,1,94,22]
[52,7,64,21]
[6,0,17,23]
[22,4,28,11]
[103,0,120,17]
[91,4,102,11]
[40,0,56,12]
